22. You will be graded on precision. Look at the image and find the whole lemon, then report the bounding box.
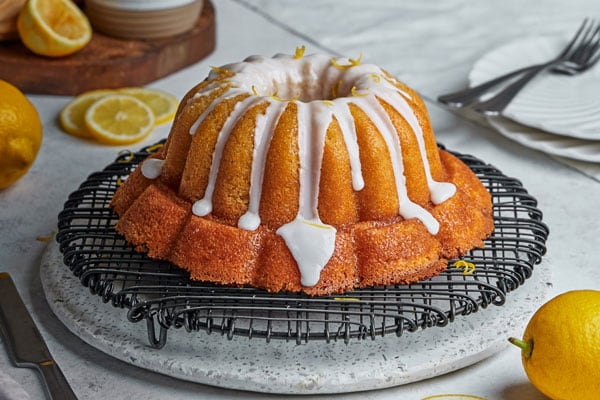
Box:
[509,290,600,400]
[0,80,42,189]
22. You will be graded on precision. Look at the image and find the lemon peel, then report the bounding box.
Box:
[330,52,363,70]
[251,85,300,102]
[269,90,300,103]
[146,143,164,153]
[294,45,306,59]
[453,260,476,275]
[351,86,369,97]
[117,150,135,163]
[301,220,334,229]
[210,66,231,77]
[369,73,382,83]
[36,230,56,242]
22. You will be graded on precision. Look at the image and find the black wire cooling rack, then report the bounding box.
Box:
[55,141,549,348]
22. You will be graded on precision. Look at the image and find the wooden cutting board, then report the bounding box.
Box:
[0,1,215,95]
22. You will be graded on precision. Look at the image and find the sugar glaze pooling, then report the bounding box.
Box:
[141,51,456,287]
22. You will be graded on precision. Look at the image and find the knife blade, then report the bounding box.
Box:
[0,272,77,400]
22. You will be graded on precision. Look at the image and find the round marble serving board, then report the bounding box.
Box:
[41,240,551,394]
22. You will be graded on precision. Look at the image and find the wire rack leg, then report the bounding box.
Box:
[146,316,168,349]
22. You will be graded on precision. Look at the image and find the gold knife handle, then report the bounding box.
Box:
[36,360,78,400]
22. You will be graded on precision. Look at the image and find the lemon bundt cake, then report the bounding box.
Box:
[110,50,494,295]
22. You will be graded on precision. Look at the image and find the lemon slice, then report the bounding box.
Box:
[422,395,488,400]
[118,87,179,125]
[17,0,92,57]
[59,89,114,138]
[84,94,155,145]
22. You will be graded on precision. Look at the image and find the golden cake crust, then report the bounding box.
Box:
[112,148,493,295]
[110,53,494,295]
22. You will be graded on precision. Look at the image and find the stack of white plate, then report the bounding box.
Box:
[469,35,600,179]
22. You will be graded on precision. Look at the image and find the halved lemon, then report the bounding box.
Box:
[59,89,113,138]
[84,94,155,145]
[118,87,179,125]
[17,0,92,57]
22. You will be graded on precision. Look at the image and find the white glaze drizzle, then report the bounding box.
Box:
[140,158,164,179]
[238,101,287,230]
[349,94,440,234]
[158,53,458,287]
[374,88,456,204]
[192,95,264,216]
[276,218,336,287]
[276,101,337,287]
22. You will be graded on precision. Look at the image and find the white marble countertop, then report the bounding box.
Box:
[1,0,600,399]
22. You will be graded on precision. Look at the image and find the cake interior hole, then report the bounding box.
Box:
[239,58,360,102]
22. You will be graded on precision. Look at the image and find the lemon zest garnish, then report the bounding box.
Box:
[453,260,476,275]
[349,52,363,65]
[146,143,164,153]
[351,86,369,97]
[322,100,335,107]
[301,220,334,230]
[269,92,301,102]
[294,45,306,59]
[334,297,360,302]
[331,80,342,98]
[369,73,382,83]
[117,150,134,163]
[210,66,230,76]
[36,230,56,242]
[330,52,363,70]
[252,85,300,102]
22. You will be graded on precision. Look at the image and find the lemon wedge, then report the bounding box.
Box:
[17,0,92,57]
[84,94,155,145]
[59,89,113,138]
[118,87,179,125]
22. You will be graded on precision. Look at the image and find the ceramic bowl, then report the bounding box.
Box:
[84,0,203,40]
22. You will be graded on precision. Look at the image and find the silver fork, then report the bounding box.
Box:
[438,19,600,113]
[472,19,600,115]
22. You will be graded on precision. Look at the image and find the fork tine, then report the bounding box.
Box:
[582,23,600,59]
[584,45,600,69]
[557,18,591,59]
[570,21,600,63]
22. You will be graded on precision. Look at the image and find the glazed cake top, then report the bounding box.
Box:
[140,49,456,287]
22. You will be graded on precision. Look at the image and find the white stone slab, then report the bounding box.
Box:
[41,240,550,394]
